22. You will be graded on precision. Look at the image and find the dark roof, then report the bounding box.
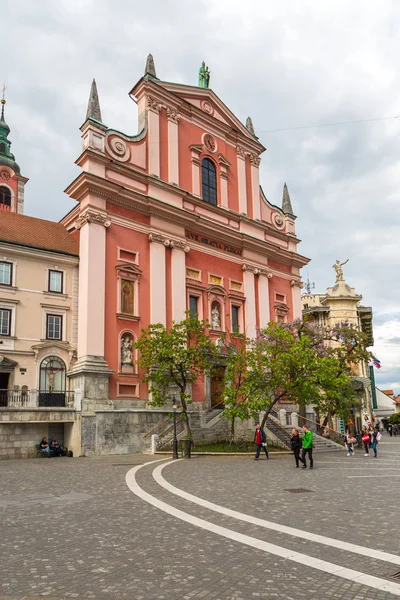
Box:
[0,210,79,256]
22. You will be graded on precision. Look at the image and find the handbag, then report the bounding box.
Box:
[362,434,370,443]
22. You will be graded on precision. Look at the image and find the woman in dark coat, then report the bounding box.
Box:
[290,428,304,468]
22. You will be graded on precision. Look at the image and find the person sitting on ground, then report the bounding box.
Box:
[49,436,63,456]
[39,437,50,454]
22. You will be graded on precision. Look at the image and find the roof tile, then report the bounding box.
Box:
[0,211,78,256]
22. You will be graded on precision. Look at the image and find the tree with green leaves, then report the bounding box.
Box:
[222,319,371,431]
[135,314,218,437]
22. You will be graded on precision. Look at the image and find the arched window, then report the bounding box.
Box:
[201,158,217,206]
[0,186,11,207]
[39,356,66,407]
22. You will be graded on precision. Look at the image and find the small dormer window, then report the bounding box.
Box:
[201,158,217,206]
[0,186,11,207]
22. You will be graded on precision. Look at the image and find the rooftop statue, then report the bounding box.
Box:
[198,61,211,88]
[333,259,349,282]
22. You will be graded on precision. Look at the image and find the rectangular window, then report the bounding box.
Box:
[46,314,62,340]
[189,295,199,317]
[48,270,63,293]
[0,262,12,286]
[0,309,11,335]
[232,306,240,334]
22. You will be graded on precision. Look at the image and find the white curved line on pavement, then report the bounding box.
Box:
[154,461,400,567]
[126,461,400,597]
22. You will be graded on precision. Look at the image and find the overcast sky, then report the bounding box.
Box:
[2,0,400,393]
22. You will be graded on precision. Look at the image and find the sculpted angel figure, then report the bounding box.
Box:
[211,305,221,330]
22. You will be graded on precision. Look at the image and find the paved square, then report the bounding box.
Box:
[0,436,399,599]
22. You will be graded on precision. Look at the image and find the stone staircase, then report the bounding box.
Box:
[267,410,344,453]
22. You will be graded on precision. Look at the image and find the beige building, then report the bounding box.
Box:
[0,210,80,458]
[302,262,373,432]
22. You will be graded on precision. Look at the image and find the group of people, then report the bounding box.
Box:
[345,426,380,458]
[386,423,398,437]
[254,423,314,469]
[39,436,65,456]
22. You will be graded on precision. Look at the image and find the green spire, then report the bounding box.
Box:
[0,88,20,175]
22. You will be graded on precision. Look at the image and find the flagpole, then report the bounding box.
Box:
[369,365,378,410]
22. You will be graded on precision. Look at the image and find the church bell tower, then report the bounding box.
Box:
[0,90,28,214]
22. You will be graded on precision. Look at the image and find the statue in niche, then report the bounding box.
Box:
[211,304,221,330]
[121,279,134,315]
[332,259,349,283]
[121,335,133,366]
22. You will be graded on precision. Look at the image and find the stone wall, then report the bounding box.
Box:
[0,423,48,459]
[81,410,174,456]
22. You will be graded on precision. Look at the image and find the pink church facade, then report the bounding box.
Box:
[62,57,309,448]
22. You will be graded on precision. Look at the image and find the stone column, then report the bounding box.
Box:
[237,146,247,214]
[258,269,272,329]
[171,241,190,322]
[243,265,257,339]
[68,209,113,412]
[147,95,161,177]
[249,154,261,220]
[149,233,167,325]
[166,107,180,185]
[291,279,303,320]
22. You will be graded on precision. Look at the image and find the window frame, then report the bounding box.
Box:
[0,186,12,207]
[48,269,64,294]
[189,295,199,318]
[201,158,218,206]
[231,305,240,334]
[0,261,13,287]
[0,308,11,336]
[46,313,63,341]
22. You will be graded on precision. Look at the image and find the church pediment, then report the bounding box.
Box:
[116,263,142,280]
[0,355,18,369]
[153,82,265,150]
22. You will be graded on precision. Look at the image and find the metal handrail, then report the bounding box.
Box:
[142,416,172,439]
[297,415,344,445]
[266,415,292,439]
[157,417,185,440]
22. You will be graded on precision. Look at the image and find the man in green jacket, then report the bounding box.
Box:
[301,425,314,469]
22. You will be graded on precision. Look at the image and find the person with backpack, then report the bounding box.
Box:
[290,428,304,468]
[301,425,313,469]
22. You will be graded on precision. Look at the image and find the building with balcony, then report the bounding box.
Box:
[0,100,80,458]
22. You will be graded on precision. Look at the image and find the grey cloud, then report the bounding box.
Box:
[2,0,400,391]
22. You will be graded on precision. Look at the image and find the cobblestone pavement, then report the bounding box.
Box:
[0,436,399,600]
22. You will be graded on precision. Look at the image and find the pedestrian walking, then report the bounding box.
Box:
[394,424,398,437]
[371,427,380,458]
[344,429,355,456]
[362,429,371,455]
[254,423,269,460]
[290,428,304,468]
[388,423,393,437]
[301,425,313,469]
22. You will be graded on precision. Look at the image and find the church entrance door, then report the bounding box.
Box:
[210,366,225,408]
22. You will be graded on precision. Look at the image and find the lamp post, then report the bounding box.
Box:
[172,396,178,459]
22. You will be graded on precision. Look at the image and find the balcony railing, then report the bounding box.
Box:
[0,203,12,212]
[0,389,30,408]
[0,389,75,409]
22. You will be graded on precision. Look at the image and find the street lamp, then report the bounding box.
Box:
[172,396,178,459]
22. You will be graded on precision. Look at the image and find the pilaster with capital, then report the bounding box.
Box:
[166,106,180,185]
[237,146,247,214]
[147,95,161,177]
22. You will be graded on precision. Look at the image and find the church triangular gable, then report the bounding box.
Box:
[154,81,264,149]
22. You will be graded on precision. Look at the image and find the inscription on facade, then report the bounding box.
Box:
[185,232,242,256]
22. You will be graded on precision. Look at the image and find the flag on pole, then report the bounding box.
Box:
[369,358,381,369]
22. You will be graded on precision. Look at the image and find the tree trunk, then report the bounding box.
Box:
[231,418,235,437]
[180,393,191,437]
